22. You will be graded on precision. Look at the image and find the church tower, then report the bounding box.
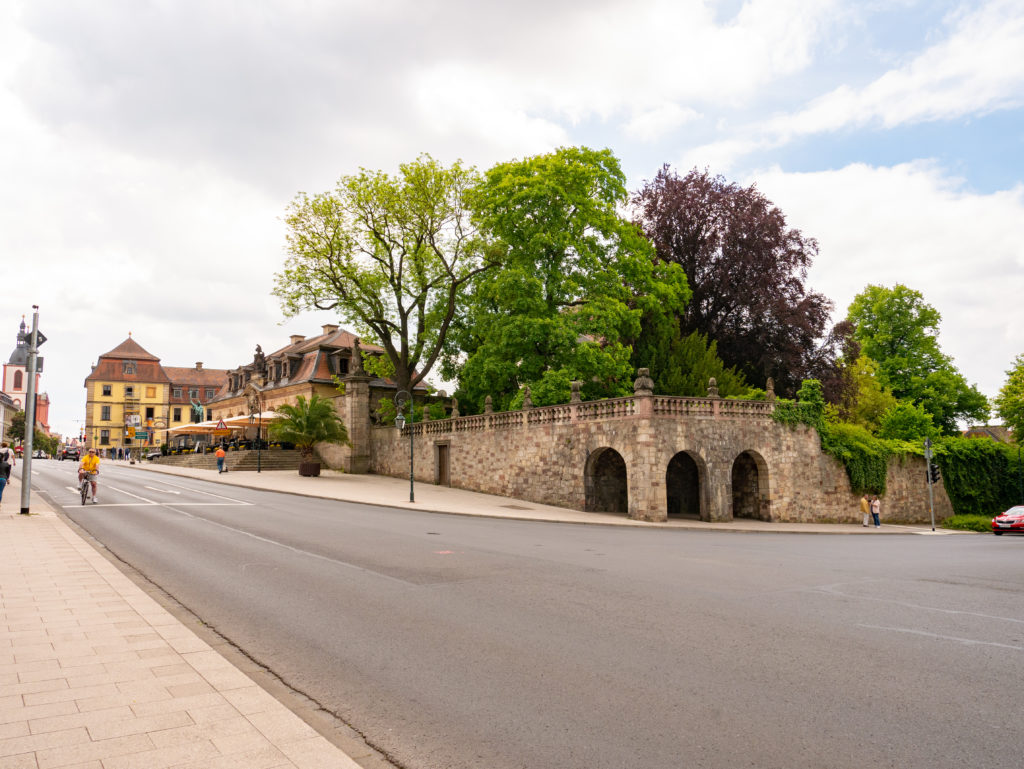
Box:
[2,317,51,432]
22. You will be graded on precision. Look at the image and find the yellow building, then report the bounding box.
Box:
[84,336,227,453]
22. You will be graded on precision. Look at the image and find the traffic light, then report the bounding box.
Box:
[929,463,941,484]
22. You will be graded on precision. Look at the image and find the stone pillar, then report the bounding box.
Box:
[341,373,372,473]
[705,450,734,522]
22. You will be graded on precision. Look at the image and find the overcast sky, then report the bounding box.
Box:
[2,0,1021,440]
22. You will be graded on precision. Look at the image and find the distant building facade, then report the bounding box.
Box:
[84,336,228,451]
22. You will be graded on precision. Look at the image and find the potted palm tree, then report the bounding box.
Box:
[269,394,349,476]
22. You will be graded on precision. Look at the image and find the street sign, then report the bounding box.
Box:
[35,331,47,346]
[216,419,228,429]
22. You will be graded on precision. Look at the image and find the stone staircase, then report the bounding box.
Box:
[149,450,303,472]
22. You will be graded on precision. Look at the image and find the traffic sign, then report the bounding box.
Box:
[216,419,228,429]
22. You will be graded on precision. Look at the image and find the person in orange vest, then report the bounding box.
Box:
[215,444,227,474]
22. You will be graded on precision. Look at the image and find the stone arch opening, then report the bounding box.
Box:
[584,447,628,514]
[731,450,770,521]
[666,451,703,520]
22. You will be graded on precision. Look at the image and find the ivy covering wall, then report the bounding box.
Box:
[934,437,1024,516]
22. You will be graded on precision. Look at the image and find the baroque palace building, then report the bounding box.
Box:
[84,335,228,452]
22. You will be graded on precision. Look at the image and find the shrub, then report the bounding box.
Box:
[940,514,992,533]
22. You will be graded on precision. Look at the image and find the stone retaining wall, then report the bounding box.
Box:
[369,394,953,524]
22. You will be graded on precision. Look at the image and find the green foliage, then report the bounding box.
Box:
[933,437,1023,517]
[274,154,494,395]
[818,422,894,495]
[268,394,350,461]
[631,327,748,398]
[846,355,899,431]
[940,514,992,533]
[877,401,938,441]
[376,396,446,425]
[447,146,689,413]
[847,284,988,433]
[994,353,1024,440]
[9,411,25,441]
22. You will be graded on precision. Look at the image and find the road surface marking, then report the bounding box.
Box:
[858,624,1024,650]
[145,486,182,494]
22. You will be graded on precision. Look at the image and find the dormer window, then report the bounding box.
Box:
[123,361,136,375]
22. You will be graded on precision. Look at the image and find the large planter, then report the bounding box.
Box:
[298,460,321,477]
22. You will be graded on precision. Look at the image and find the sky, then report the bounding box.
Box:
[1,0,1021,440]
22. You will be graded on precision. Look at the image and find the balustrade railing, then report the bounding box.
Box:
[392,392,775,438]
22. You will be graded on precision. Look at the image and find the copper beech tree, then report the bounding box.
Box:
[632,166,835,397]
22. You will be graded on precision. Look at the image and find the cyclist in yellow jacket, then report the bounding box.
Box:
[78,448,100,503]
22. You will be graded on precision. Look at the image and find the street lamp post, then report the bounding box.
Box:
[394,390,414,502]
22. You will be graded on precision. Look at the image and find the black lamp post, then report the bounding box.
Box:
[394,390,414,502]
[248,392,263,473]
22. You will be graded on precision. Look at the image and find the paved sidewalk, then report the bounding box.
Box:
[127,459,951,535]
[1,473,364,769]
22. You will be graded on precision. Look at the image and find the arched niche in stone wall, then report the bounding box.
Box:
[666,451,707,520]
[731,450,771,521]
[584,447,628,514]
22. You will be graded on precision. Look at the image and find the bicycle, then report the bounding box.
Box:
[79,471,97,505]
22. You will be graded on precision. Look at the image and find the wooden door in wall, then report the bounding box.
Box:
[436,443,450,486]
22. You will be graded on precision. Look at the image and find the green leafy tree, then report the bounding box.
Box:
[994,353,1024,441]
[9,410,25,441]
[631,323,748,397]
[877,401,938,441]
[274,155,496,396]
[268,395,349,466]
[847,284,988,433]
[445,146,689,412]
[846,354,899,432]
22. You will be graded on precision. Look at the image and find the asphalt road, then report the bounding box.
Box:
[29,460,1024,769]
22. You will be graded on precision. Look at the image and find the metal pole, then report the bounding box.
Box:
[408,398,415,503]
[20,307,40,515]
[924,437,935,532]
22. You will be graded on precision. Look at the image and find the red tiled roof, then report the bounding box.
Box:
[98,337,160,361]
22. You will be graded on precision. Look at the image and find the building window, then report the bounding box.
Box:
[173,387,182,398]
[125,386,135,397]
[102,384,112,396]
[100,430,110,445]
[205,388,216,399]
[123,362,136,375]
[13,371,22,389]
[189,388,199,399]
[173,407,181,421]
[206,409,213,421]
[101,405,111,421]
[145,407,154,419]
[146,386,156,398]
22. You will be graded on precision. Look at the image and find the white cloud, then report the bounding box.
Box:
[753,161,1024,399]
[624,104,701,142]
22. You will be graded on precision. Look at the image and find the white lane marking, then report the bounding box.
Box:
[858,624,1024,651]
[161,505,409,585]
[810,582,1024,626]
[106,485,158,505]
[135,476,253,503]
[145,486,181,494]
[61,503,152,508]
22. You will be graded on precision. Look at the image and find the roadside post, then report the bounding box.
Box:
[924,437,935,532]
[20,306,46,515]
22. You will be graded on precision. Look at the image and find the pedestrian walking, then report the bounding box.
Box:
[860,493,871,527]
[871,495,881,528]
[215,445,226,474]
[0,442,14,508]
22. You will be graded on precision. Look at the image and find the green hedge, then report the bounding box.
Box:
[934,437,1023,517]
[941,514,993,533]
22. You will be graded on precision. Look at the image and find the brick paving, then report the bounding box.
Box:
[0,475,362,769]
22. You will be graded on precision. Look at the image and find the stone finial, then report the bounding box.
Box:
[570,380,582,403]
[633,367,654,396]
[765,377,776,402]
[350,337,364,374]
[423,407,431,421]
[707,377,720,399]
[484,395,493,414]
[451,397,459,418]
[522,386,533,410]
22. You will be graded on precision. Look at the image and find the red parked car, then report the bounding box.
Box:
[992,506,1024,535]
